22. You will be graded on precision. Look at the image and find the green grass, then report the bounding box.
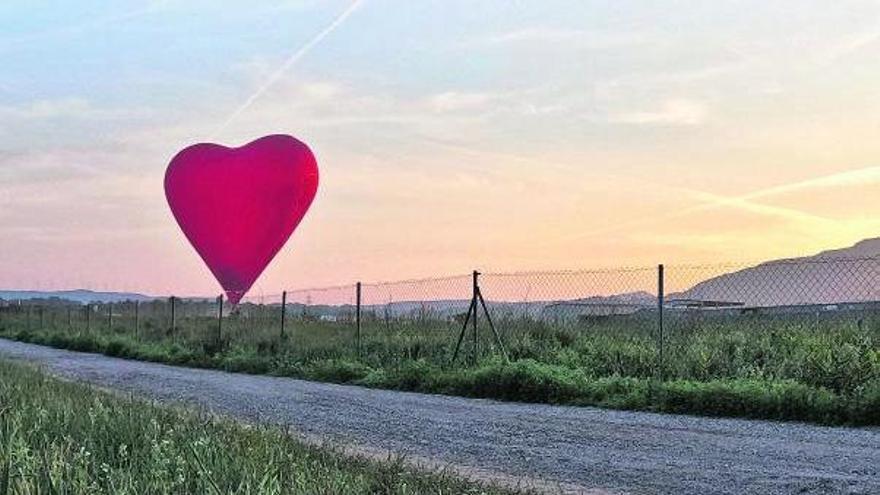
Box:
[0,358,522,494]
[1,305,879,425]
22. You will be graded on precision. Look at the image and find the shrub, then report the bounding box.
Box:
[2,308,879,425]
[655,379,841,423]
[307,359,373,383]
[104,337,133,357]
[850,379,880,425]
[437,360,587,403]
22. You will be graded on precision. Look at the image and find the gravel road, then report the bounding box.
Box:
[1,338,878,495]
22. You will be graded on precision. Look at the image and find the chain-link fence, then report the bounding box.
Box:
[1,257,879,386]
[661,258,880,388]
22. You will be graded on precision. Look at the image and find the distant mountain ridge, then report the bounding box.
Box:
[805,237,880,260]
[569,291,656,306]
[360,290,658,319]
[0,290,155,304]
[5,238,880,308]
[673,238,880,307]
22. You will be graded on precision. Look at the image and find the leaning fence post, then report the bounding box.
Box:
[280,291,287,340]
[657,264,665,381]
[356,282,362,357]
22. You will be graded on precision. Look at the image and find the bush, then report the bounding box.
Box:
[104,337,133,357]
[372,360,438,392]
[655,379,841,423]
[455,359,587,403]
[221,348,272,374]
[2,309,879,425]
[307,359,373,383]
[850,379,880,425]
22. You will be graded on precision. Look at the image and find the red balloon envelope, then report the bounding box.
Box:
[165,134,318,305]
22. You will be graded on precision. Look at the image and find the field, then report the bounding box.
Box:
[0,358,521,494]
[1,301,879,426]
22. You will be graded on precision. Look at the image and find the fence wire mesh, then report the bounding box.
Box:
[1,257,879,388]
[659,258,880,386]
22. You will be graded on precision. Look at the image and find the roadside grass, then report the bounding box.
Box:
[1,309,879,426]
[0,359,524,495]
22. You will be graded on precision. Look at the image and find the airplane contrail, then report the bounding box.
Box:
[735,166,880,201]
[416,134,880,242]
[546,165,880,245]
[673,187,833,226]
[412,133,843,245]
[415,133,845,233]
[662,165,880,224]
[210,0,366,140]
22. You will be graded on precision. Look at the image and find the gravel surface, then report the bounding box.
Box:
[1,338,878,495]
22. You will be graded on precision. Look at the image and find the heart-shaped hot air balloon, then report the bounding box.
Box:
[165,134,318,304]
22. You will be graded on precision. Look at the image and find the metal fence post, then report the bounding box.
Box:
[169,296,176,335]
[86,305,91,332]
[217,294,223,346]
[657,264,665,381]
[107,302,113,331]
[280,291,287,340]
[473,270,479,366]
[38,306,44,329]
[67,307,72,330]
[356,282,362,357]
[134,301,140,338]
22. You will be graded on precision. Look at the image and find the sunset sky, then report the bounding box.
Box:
[3,0,880,296]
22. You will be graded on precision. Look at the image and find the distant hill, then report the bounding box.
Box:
[0,290,155,304]
[353,291,658,320]
[569,291,656,306]
[673,238,880,307]
[5,238,880,310]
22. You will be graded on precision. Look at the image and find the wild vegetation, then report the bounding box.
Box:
[1,302,879,425]
[0,358,521,494]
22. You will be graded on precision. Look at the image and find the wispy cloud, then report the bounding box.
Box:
[485,27,585,44]
[0,0,169,52]
[814,18,880,67]
[0,98,152,121]
[410,134,696,200]
[477,26,646,50]
[426,91,502,113]
[609,99,708,126]
[421,86,569,119]
[597,59,748,92]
